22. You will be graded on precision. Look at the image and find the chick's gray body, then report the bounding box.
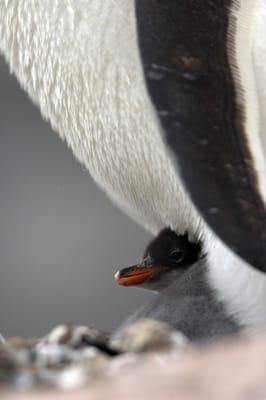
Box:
[124,262,239,342]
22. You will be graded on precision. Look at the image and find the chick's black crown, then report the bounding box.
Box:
[144,228,202,269]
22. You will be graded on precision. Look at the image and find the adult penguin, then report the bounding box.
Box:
[0,1,265,333]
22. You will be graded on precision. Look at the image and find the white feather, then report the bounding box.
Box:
[0,0,202,237]
[206,232,266,331]
[253,0,266,185]
[230,0,266,203]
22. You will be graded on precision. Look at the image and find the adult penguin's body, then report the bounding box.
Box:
[0,1,265,334]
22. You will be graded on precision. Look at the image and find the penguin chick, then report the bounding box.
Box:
[114,228,239,342]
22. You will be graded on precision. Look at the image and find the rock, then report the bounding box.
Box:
[111,319,188,353]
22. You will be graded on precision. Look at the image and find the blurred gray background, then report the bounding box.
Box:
[0,56,153,338]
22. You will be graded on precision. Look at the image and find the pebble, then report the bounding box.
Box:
[111,319,188,353]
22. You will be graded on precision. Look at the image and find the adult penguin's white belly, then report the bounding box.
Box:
[0,0,202,238]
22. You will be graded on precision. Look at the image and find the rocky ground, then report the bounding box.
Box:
[1,320,266,399]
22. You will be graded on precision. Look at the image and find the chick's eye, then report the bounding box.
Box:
[170,250,185,263]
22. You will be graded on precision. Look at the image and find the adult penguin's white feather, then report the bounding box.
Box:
[0,0,202,238]
[253,0,266,188]
[206,233,266,331]
[229,0,266,203]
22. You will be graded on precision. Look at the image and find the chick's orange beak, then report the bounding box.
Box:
[114,264,167,287]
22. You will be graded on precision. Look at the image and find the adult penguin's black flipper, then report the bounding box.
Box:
[135,1,266,272]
